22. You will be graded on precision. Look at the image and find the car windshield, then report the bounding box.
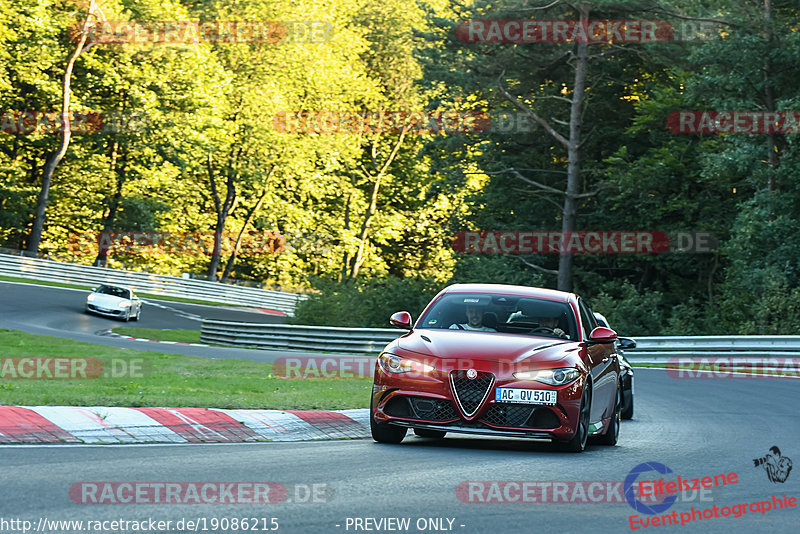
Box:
[417,293,578,340]
[96,285,130,299]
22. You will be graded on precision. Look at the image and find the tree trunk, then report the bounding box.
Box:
[27,4,98,254]
[348,128,408,280]
[557,6,589,293]
[206,150,239,281]
[340,192,352,282]
[220,174,273,282]
[348,173,382,280]
[93,141,125,267]
[762,0,778,190]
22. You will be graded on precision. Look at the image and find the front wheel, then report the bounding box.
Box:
[560,384,591,453]
[370,397,407,444]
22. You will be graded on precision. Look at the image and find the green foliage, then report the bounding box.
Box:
[290,277,441,327]
[2,0,799,335]
[591,281,664,337]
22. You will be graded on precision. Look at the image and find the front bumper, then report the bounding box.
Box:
[372,363,585,441]
[390,420,554,441]
[86,304,126,317]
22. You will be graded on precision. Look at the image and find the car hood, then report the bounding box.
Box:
[393,329,579,366]
[89,294,127,308]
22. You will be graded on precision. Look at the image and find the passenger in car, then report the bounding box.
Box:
[449,305,497,331]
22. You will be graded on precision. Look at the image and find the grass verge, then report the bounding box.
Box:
[0,329,371,409]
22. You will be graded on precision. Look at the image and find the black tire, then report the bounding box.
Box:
[370,397,407,444]
[621,384,634,420]
[560,384,591,453]
[595,387,621,446]
[414,428,447,439]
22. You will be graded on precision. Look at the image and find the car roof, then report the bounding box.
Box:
[441,283,573,302]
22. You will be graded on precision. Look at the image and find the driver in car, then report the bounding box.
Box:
[537,315,567,339]
[449,305,496,331]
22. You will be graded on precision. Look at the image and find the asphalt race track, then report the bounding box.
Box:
[0,281,321,362]
[0,369,797,533]
[1,282,799,533]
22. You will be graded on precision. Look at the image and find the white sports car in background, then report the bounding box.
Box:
[86,284,142,321]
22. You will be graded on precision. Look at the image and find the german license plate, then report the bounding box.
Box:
[495,388,557,405]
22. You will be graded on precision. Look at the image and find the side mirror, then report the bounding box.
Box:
[588,326,617,343]
[389,311,413,330]
[618,337,636,350]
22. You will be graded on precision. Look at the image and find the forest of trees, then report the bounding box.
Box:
[1,0,798,335]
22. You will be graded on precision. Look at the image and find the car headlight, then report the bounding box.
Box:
[513,367,581,385]
[378,353,435,375]
[117,300,131,308]
[87,294,95,302]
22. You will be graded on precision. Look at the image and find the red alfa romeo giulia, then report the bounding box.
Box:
[370,284,621,452]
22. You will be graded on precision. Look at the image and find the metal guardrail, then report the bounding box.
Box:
[0,254,306,315]
[199,320,800,360]
[623,336,800,363]
[201,321,402,352]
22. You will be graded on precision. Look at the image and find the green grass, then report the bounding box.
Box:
[0,329,371,409]
[0,275,235,307]
[113,327,203,344]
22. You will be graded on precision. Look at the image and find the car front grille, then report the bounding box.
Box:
[481,403,535,427]
[383,396,458,422]
[480,404,561,429]
[450,370,494,417]
[409,397,458,421]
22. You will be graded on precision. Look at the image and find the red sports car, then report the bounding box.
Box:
[370,284,621,452]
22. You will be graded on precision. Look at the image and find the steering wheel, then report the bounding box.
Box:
[530,326,555,334]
